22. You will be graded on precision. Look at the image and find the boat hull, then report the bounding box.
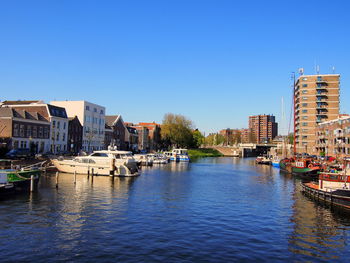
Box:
[1,169,41,192]
[279,159,319,178]
[302,182,350,211]
[52,160,139,177]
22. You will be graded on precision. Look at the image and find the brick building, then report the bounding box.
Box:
[0,107,50,153]
[105,115,127,150]
[248,115,278,143]
[315,115,350,157]
[294,74,340,154]
[67,116,83,154]
[219,128,242,145]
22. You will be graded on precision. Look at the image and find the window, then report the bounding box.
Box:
[302,136,308,140]
[57,121,60,129]
[26,125,32,137]
[302,110,308,113]
[302,84,308,87]
[20,125,25,137]
[39,127,43,138]
[317,76,322,81]
[302,90,308,94]
[52,120,56,127]
[86,106,90,111]
[63,122,66,130]
[94,108,97,113]
[13,124,19,136]
[302,103,308,107]
[33,126,37,138]
[100,109,104,114]
[56,132,60,141]
[44,127,49,138]
[62,133,65,141]
[302,77,308,81]
[302,122,308,126]
[302,97,308,100]
[302,129,308,133]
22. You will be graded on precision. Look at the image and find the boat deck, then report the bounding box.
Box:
[304,182,319,190]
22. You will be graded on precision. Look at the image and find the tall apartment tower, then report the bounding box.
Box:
[248,114,278,143]
[294,74,340,154]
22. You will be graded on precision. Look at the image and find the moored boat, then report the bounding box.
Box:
[52,150,140,177]
[279,158,320,179]
[170,149,190,162]
[302,160,350,210]
[271,156,281,168]
[255,156,271,165]
[0,160,41,192]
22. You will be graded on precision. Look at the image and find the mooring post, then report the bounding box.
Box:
[91,168,94,183]
[30,175,34,192]
[55,172,59,189]
[74,171,77,185]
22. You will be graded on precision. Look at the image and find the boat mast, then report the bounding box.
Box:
[292,72,296,156]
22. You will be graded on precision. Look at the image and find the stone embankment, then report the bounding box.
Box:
[207,146,240,157]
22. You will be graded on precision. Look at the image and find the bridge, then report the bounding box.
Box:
[209,143,277,157]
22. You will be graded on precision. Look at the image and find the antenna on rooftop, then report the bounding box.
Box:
[316,65,320,74]
[298,68,304,75]
[332,66,336,73]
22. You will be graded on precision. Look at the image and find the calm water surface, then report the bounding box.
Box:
[1,157,350,262]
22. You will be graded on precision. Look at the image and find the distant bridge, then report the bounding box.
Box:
[208,144,277,157]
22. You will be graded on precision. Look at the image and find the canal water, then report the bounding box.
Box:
[1,157,350,262]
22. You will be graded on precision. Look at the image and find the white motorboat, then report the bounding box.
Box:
[52,150,140,177]
[134,154,153,166]
[149,153,169,164]
[170,149,190,162]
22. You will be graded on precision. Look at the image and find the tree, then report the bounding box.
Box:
[161,113,195,148]
[192,129,204,148]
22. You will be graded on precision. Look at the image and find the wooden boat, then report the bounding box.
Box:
[0,159,41,192]
[302,160,350,210]
[279,158,320,178]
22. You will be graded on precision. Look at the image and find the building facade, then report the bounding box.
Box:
[51,101,106,152]
[125,126,138,152]
[0,107,50,153]
[1,101,68,153]
[67,116,83,154]
[105,115,126,150]
[294,74,340,154]
[248,115,278,143]
[315,115,350,157]
[137,122,161,151]
[219,128,242,145]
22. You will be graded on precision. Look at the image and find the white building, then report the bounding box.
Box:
[50,101,106,152]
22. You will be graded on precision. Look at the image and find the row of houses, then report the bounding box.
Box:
[0,100,161,154]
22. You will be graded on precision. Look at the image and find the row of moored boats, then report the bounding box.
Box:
[256,154,350,211]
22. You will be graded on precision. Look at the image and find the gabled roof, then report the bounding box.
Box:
[105,115,125,127]
[0,108,49,122]
[1,100,43,105]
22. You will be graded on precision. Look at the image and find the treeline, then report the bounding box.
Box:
[161,113,204,149]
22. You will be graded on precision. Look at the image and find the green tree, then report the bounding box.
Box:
[192,129,204,148]
[161,113,195,148]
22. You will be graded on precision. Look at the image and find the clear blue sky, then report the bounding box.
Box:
[1,0,349,134]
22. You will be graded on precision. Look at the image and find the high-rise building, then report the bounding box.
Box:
[294,74,340,154]
[248,115,278,143]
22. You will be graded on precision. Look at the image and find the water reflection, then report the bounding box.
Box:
[288,175,350,261]
[1,158,350,262]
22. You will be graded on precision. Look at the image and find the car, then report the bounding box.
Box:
[5,148,34,159]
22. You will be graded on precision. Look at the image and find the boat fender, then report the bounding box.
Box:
[308,164,313,169]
